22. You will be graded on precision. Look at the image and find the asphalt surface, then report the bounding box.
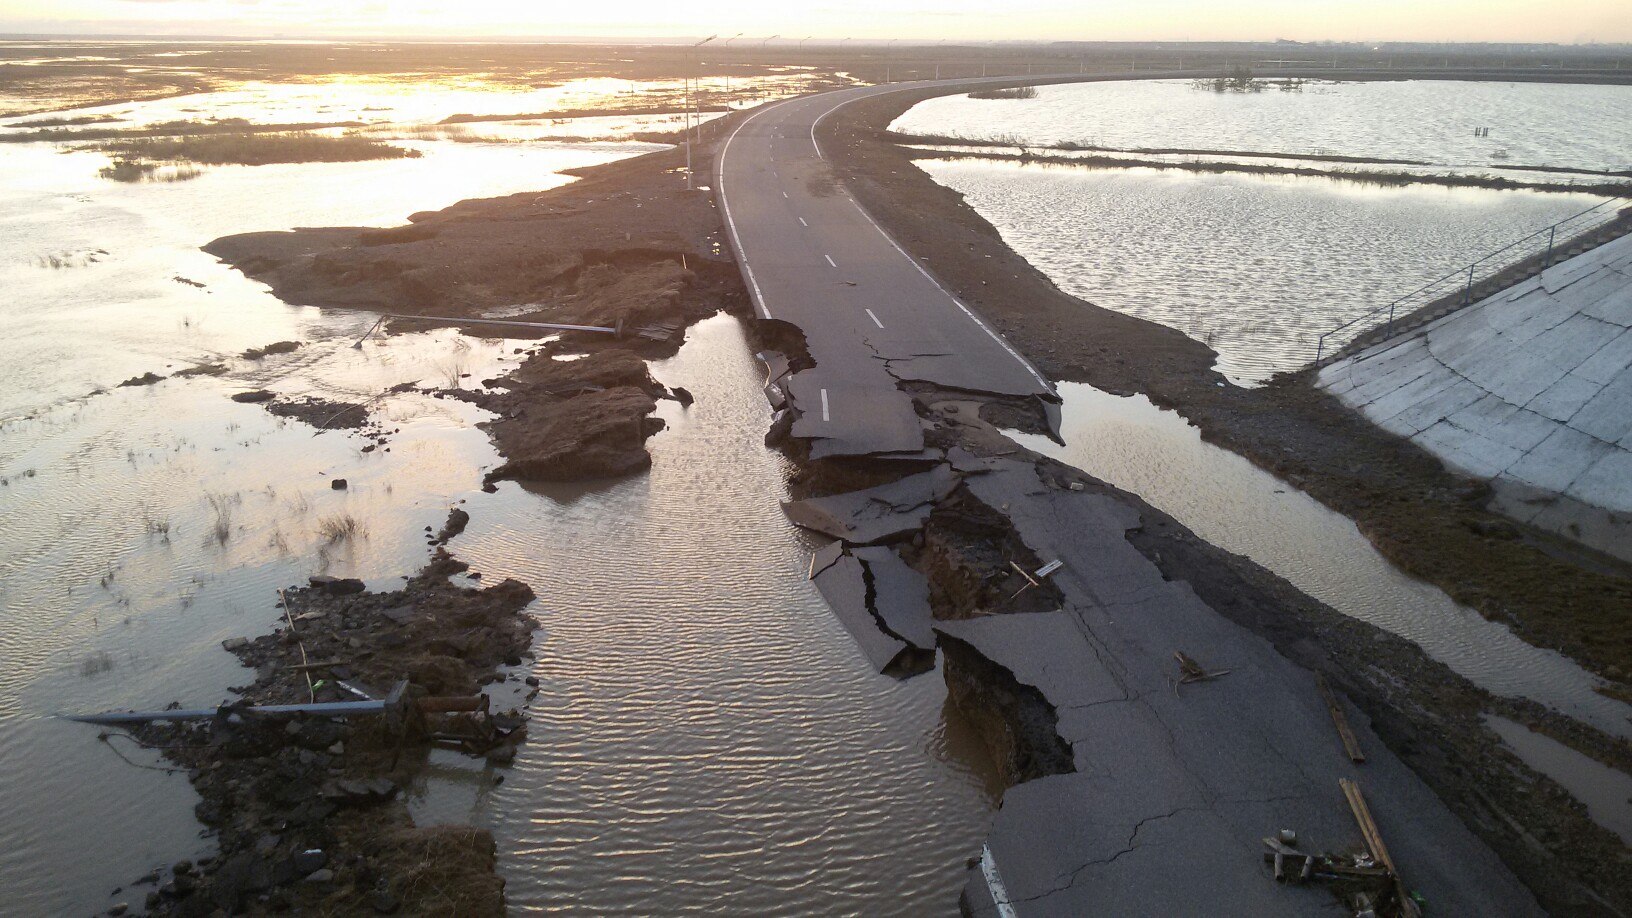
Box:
[715,80,1057,459]
[946,458,1540,916]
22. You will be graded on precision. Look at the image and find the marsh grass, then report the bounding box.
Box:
[318,513,367,546]
[438,356,469,389]
[98,131,420,167]
[205,491,240,546]
[968,86,1038,100]
[79,651,115,677]
[143,510,172,542]
[98,160,203,183]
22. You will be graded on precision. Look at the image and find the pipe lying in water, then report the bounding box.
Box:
[61,681,408,726]
[353,313,623,347]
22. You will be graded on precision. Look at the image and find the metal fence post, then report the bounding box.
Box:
[1463,265,1476,305]
[1385,303,1396,338]
[1544,226,1555,269]
[1315,334,1325,366]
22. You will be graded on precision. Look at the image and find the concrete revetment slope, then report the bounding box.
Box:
[1319,232,1632,563]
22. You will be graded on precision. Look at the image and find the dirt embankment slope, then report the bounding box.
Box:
[819,83,1632,688]
[205,136,750,483]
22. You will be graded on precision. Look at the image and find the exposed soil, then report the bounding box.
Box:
[240,341,302,360]
[264,396,376,432]
[120,542,535,916]
[205,134,751,483]
[940,635,1074,787]
[819,81,1632,690]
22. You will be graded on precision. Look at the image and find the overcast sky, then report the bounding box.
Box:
[3,0,1628,44]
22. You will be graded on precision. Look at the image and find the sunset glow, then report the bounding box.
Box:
[5,0,1630,44]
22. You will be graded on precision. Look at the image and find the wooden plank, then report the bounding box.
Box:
[1341,778,1421,918]
[1317,673,1366,763]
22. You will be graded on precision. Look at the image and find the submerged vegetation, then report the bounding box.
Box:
[5,114,120,128]
[317,512,367,545]
[95,131,419,168]
[1192,65,1306,92]
[968,85,1039,100]
[97,159,202,183]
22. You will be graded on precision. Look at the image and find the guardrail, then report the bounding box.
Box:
[1313,196,1632,366]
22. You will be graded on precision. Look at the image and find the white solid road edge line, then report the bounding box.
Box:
[718,97,806,321]
[824,254,838,268]
[820,388,831,422]
[865,308,884,328]
[798,217,809,226]
[980,844,1019,918]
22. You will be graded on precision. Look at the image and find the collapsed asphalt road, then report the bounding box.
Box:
[719,78,1546,916]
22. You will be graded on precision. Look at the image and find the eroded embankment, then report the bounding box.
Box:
[762,366,1632,914]
[126,544,532,916]
[206,138,752,484]
[818,80,1632,693]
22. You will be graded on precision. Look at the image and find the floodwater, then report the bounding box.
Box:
[1007,383,1632,739]
[892,79,1632,174]
[2,72,992,915]
[916,161,1596,383]
[892,79,1624,382]
[1486,715,1632,846]
[413,316,995,914]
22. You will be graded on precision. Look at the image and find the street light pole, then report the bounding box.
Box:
[722,32,743,96]
[686,35,716,190]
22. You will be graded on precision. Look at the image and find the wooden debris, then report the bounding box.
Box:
[1005,560,1042,600]
[1341,778,1422,918]
[1174,650,1232,685]
[286,659,347,673]
[1317,673,1366,763]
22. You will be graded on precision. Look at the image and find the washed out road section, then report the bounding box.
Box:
[720,76,1549,916]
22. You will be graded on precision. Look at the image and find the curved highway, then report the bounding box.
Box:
[716,80,1059,459]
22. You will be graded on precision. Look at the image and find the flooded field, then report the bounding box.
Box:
[1,67,993,915]
[893,79,1630,382]
[893,79,1632,174]
[920,162,1596,381]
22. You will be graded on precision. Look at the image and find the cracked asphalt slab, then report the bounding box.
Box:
[721,79,1543,915]
[951,460,1540,916]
